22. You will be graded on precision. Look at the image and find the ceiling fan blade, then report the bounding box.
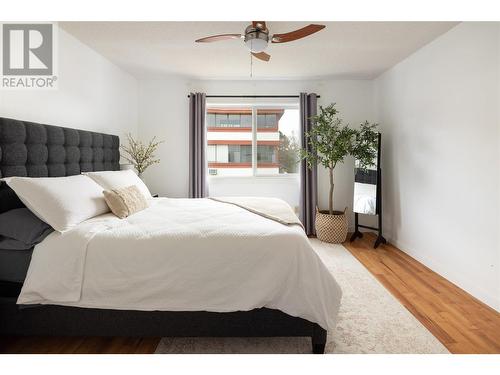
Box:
[252,21,267,31]
[271,24,325,43]
[251,51,271,62]
[195,34,242,43]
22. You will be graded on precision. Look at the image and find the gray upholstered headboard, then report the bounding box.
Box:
[0,117,120,213]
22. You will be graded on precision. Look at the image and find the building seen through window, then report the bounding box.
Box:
[207,107,299,176]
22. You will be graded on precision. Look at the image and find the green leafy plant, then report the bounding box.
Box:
[120,133,164,176]
[300,103,378,215]
[278,130,300,174]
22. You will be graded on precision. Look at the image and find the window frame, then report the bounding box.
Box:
[206,100,300,178]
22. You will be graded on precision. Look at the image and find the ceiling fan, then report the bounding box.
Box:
[195,21,326,62]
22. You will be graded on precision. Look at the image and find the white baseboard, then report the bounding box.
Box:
[388,237,500,313]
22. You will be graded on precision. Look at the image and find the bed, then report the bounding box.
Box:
[0,117,341,354]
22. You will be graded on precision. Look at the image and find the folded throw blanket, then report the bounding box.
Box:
[210,197,303,229]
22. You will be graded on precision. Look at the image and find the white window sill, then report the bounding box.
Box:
[208,174,299,180]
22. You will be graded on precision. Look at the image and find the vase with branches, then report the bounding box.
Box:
[120,133,164,178]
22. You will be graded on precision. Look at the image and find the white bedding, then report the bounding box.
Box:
[18,198,342,330]
[353,183,377,215]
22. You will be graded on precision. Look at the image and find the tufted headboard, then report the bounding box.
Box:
[0,117,120,213]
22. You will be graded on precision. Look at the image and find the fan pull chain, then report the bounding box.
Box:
[250,52,253,78]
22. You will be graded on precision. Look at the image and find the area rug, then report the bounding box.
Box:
[155,239,449,354]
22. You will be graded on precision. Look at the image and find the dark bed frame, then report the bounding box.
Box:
[0,117,327,354]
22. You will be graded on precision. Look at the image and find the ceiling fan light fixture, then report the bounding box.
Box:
[244,26,269,53]
[245,37,268,53]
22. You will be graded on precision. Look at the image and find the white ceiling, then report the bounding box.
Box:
[60,21,458,80]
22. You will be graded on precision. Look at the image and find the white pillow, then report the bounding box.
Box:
[6,175,110,232]
[83,170,152,199]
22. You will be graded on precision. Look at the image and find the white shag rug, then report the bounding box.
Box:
[155,239,449,354]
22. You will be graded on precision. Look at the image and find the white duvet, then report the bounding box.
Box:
[18,198,342,330]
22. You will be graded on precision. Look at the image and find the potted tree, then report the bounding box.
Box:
[301,104,378,243]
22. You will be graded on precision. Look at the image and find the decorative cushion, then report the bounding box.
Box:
[6,175,110,232]
[0,208,53,249]
[103,185,149,219]
[0,236,47,251]
[0,182,25,214]
[84,170,152,199]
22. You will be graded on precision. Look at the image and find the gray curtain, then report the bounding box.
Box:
[299,93,318,235]
[188,92,208,198]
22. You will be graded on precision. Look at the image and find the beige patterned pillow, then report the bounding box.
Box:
[103,185,148,219]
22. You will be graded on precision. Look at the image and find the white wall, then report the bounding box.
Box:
[138,77,190,198]
[138,77,375,227]
[0,26,138,138]
[374,23,500,311]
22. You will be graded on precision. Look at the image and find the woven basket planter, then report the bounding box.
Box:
[315,208,348,244]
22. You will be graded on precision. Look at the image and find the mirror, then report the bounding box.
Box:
[353,133,380,215]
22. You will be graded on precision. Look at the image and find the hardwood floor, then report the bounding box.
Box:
[0,336,159,354]
[1,233,499,354]
[343,232,500,354]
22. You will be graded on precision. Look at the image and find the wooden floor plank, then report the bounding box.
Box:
[1,233,499,354]
[344,232,500,354]
[0,336,161,354]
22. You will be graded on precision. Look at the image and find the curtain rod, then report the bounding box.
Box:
[187,95,320,99]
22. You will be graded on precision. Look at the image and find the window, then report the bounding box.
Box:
[207,111,253,129]
[215,114,227,127]
[228,145,252,163]
[257,145,276,163]
[206,104,299,177]
[207,144,217,162]
[257,114,277,129]
[240,114,252,127]
[207,113,216,127]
